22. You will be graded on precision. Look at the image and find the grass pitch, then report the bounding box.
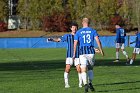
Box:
[0,48,140,93]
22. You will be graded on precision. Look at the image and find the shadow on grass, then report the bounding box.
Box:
[95,80,140,92]
[95,80,140,86]
[0,59,139,71]
[96,87,140,92]
[0,60,65,71]
[95,59,140,66]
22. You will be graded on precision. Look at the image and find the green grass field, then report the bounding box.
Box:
[0,48,140,93]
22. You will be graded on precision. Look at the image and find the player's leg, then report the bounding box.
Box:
[87,54,95,91]
[129,53,136,64]
[121,43,129,61]
[74,58,82,88]
[87,65,95,92]
[87,66,93,84]
[113,43,120,62]
[79,55,88,92]
[64,64,71,88]
[64,58,73,88]
[129,48,139,64]
[76,65,83,88]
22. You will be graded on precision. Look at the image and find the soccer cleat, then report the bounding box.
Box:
[113,59,119,62]
[65,84,70,88]
[126,62,131,65]
[89,83,95,91]
[126,61,133,65]
[84,84,88,93]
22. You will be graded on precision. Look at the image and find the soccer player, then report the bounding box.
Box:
[128,31,140,65]
[113,24,129,62]
[73,18,104,93]
[48,22,82,88]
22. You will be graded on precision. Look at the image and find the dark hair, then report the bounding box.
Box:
[70,22,78,28]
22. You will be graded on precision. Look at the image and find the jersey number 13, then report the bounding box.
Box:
[82,34,91,43]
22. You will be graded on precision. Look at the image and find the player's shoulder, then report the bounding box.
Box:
[75,29,82,34]
[116,28,121,33]
[137,33,140,37]
[63,33,71,36]
[117,28,120,31]
[138,32,140,35]
[77,27,84,32]
[87,27,97,32]
[119,28,125,31]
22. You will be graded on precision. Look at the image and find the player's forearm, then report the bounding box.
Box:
[98,43,104,56]
[95,37,104,56]
[97,40,103,51]
[52,38,60,42]
[48,38,60,42]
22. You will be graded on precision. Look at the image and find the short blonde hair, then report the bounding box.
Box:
[82,18,89,24]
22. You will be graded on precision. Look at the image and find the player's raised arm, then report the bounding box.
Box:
[95,36,104,56]
[47,38,61,42]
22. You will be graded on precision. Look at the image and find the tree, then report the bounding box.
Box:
[17,0,63,30]
[0,0,8,21]
[79,0,118,30]
[17,0,140,31]
[132,0,140,30]
[67,0,119,30]
[67,0,86,24]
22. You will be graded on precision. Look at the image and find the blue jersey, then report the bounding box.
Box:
[74,27,98,55]
[61,34,79,58]
[116,28,126,43]
[135,33,140,48]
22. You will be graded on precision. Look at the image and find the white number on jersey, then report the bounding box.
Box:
[120,29,125,36]
[82,34,91,43]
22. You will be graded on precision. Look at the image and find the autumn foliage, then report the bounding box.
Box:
[42,12,71,32]
[108,14,133,32]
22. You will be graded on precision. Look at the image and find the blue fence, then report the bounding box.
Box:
[0,36,136,48]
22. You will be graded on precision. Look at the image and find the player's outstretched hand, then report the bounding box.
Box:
[95,48,104,56]
[94,48,100,53]
[47,38,53,41]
